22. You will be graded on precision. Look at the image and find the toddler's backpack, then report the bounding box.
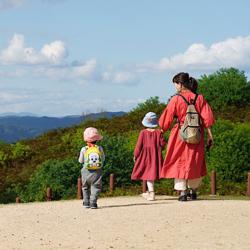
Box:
[84,145,103,170]
[178,94,201,144]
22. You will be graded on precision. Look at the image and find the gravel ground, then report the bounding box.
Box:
[0,195,250,250]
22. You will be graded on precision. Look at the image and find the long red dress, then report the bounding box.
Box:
[159,91,215,179]
[131,129,166,181]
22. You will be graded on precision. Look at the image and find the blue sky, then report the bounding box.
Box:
[0,0,250,116]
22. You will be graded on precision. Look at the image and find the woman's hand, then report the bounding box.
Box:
[133,156,136,162]
[206,127,214,150]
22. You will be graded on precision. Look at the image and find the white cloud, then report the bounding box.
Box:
[102,70,136,84]
[137,36,250,73]
[0,68,27,78]
[31,60,97,82]
[32,66,70,80]
[0,34,99,82]
[0,0,67,10]
[0,86,142,116]
[0,91,26,104]
[0,0,26,10]
[0,88,68,115]
[3,34,250,86]
[0,34,67,65]
[73,59,97,77]
[41,40,67,64]
[70,97,143,115]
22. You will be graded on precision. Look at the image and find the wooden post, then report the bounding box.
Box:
[46,187,52,201]
[247,172,250,196]
[142,180,147,193]
[210,170,216,195]
[16,197,21,203]
[110,174,114,193]
[77,177,83,199]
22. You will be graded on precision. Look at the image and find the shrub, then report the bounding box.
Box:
[20,158,80,202]
[0,150,8,166]
[11,142,32,160]
[101,134,134,188]
[19,133,135,202]
[207,120,250,183]
[0,143,12,168]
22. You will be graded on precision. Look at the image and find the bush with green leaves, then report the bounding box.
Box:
[61,127,83,153]
[0,142,12,168]
[20,158,80,202]
[206,120,250,183]
[11,142,32,160]
[199,68,250,111]
[101,134,134,188]
[0,150,8,166]
[17,133,135,202]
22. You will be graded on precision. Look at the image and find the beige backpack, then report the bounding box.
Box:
[178,94,201,144]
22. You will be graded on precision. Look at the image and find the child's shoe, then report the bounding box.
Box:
[147,191,155,201]
[90,203,98,209]
[83,201,90,208]
[141,192,149,200]
[141,191,155,201]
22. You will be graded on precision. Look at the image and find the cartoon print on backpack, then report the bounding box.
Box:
[89,152,100,166]
[84,145,103,170]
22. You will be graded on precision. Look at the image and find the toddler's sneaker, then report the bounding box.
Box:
[90,203,98,209]
[141,192,149,200]
[83,201,90,208]
[147,191,155,201]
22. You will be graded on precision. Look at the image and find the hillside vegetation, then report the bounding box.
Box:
[0,68,249,203]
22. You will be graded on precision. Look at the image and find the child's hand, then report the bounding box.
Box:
[133,156,136,162]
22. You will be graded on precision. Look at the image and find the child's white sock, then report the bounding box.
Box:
[147,181,154,192]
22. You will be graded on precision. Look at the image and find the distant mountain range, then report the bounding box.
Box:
[0,111,125,143]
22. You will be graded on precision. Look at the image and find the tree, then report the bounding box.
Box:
[198,68,250,112]
[130,96,165,116]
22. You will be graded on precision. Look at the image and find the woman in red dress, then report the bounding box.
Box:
[131,112,166,201]
[159,72,215,201]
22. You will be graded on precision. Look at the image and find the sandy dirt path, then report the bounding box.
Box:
[0,196,250,250]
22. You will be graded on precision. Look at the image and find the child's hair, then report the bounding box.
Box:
[88,141,97,144]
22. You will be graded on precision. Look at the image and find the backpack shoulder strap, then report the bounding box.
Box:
[177,93,199,105]
[176,94,190,105]
[192,94,199,105]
